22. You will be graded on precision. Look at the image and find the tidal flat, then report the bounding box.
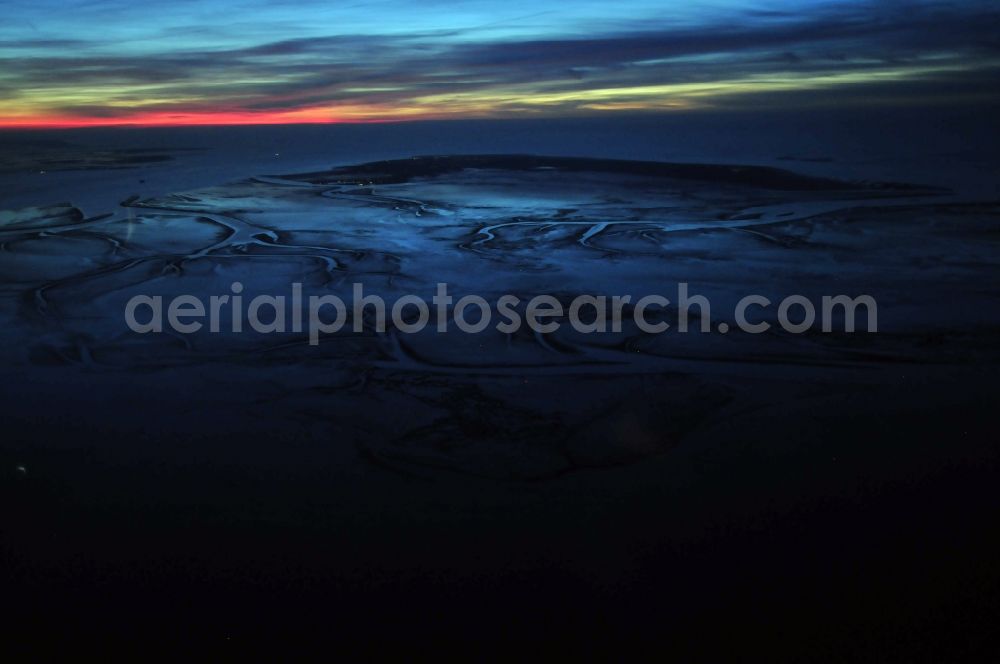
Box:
[2,150,998,654]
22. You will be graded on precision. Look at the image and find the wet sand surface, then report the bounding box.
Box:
[1,154,998,656]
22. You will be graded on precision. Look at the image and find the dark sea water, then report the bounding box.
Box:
[2,107,998,214]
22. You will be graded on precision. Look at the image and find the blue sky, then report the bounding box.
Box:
[1,0,997,125]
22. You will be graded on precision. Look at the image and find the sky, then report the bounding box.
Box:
[0,0,997,127]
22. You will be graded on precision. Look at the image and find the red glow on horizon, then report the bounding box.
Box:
[0,108,406,129]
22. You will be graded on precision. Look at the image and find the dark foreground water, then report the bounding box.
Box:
[1,113,999,658]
